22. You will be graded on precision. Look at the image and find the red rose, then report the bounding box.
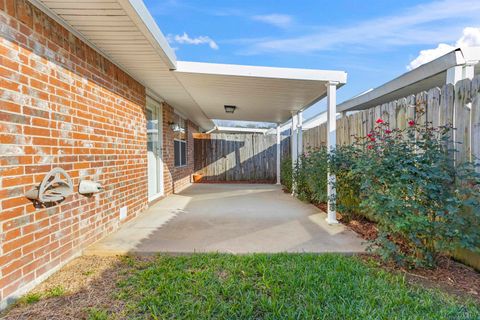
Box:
[370,137,376,142]
[408,120,415,126]
[376,118,384,124]
[367,133,373,137]
[385,129,392,134]
[367,145,373,150]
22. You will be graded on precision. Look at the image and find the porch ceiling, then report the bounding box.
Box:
[33,0,347,129]
[34,0,214,130]
[174,62,347,123]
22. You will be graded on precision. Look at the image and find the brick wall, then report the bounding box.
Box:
[0,0,148,305]
[162,102,198,195]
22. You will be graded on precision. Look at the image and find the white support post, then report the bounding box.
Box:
[297,111,303,158]
[276,124,281,185]
[326,81,339,224]
[463,63,475,80]
[446,65,463,85]
[291,113,298,194]
[446,63,476,85]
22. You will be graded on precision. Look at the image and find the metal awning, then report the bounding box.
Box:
[338,47,480,113]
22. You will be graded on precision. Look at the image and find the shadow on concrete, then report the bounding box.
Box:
[85,184,366,256]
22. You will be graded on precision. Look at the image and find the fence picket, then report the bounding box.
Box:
[472,77,480,172]
[301,75,479,165]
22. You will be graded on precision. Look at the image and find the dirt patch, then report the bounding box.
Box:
[340,215,480,302]
[312,202,378,240]
[314,202,328,213]
[344,218,378,241]
[312,203,480,302]
[1,256,138,320]
[362,254,480,302]
[312,203,343,220]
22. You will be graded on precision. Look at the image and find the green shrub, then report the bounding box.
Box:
[330,146,363,220]
[288,146,362,221]
[296,148,329,203]
[350,119,480,267]
[283,116,480,268]
[280,158,293,192]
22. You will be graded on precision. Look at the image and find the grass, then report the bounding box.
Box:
[17,292,41,305]
[116,253,480,319]
[44,285,66,298]
[86,307,110,320]
[15,285,66,306]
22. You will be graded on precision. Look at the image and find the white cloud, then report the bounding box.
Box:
[252,14,293,28]
[242,0,480,55]
[407,27,480,70]
[458,27,480,46]
[168,32,219,50]
[407,44,456,70]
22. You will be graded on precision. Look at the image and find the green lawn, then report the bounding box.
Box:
[115,253,479,320]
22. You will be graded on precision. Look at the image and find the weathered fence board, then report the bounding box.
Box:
[303,74,480,168]
[194,133,290,182]
[472,77,480,171]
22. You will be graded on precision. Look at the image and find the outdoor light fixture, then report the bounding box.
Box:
[168,121,181,132]
[224,105,236,114]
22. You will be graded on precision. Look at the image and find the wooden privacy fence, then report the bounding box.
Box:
[303,75,480,270]
[193,133,290,182]
[304,75,480,166]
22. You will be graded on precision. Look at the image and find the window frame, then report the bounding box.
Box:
[173,113,187,168]
[174,138,187,168]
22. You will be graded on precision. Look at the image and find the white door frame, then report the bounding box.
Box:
[146,96,164,201]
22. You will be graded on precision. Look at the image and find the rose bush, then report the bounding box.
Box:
[350,119,480,267]
[288,117,480,268]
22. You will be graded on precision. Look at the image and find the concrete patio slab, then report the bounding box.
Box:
[84,184,366,255]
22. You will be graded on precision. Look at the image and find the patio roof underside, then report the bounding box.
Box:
[35,0,346,130]
[174,62,346,124]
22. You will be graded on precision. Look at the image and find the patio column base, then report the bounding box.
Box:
[325,217,339,225]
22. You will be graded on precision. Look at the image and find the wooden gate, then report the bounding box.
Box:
[193,133,290,182]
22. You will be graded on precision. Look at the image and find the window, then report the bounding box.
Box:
[173,114,187,167]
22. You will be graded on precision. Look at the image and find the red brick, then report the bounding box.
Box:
[2,175,33,188]
[2,234,34,253]
[2,196,31,210]
[0,111,29,124]
[23,236,50,255]
[0,56,20,71]
[0,269,21,293]
[0,1,150,305]
[5,0,15,17]
[0,207,24,222]
[2,253,33,277]
[0,100,21,113]
[16,0,33,28]
[23,126,50,137]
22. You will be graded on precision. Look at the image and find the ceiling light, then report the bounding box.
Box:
[224,105,236,114]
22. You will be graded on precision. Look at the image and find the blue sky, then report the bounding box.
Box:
[144,0,480,120]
